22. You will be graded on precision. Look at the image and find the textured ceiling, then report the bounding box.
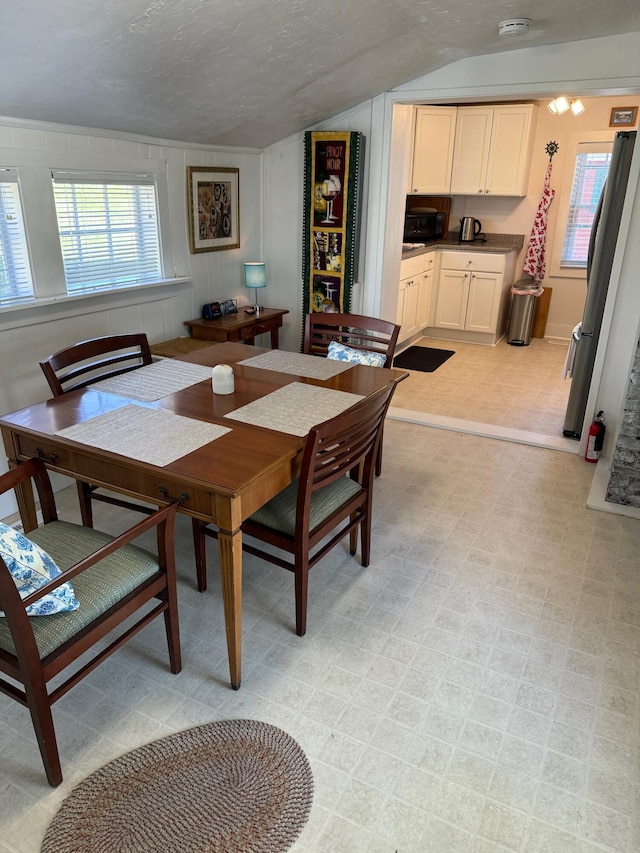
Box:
[2,1,640,148]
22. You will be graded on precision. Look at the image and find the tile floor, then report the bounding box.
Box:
[1,419,639,852]
[392,336,572,439]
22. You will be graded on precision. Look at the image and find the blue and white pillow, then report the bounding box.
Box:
[326,340,386,368]
[0,522,79,616]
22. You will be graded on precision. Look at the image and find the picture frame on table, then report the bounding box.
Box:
[187,166,240,253]
[609,107,638,128]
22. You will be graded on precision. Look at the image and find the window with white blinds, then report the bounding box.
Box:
[561,142,613,268]
[0,171,34,303]
[52,171,162,292]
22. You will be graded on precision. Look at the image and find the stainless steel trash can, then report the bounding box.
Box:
[507,283,542,346]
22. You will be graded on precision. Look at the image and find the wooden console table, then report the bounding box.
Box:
[184,308,289,349]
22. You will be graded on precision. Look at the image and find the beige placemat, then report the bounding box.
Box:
[55,404,230,467]
[239,350,353,380]
[89,360,212,402]
[225,382,363,436]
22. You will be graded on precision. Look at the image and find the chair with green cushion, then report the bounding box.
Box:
[0,458,181,787]
[192,381,399,635]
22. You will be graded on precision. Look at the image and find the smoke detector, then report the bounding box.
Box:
[498,18,532,36]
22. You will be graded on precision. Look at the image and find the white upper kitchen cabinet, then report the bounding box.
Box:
[409,106,457,194]
[450,104,537,197]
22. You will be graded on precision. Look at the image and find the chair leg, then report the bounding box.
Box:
[76,480,94,528]
[163,586,182,676]
[294,559,310,637]
[349,514,358,556]
[360,509,372,568]
[192,518,208,592]
[23,672,62,787]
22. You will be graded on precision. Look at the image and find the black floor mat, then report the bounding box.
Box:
[393,345,455,372]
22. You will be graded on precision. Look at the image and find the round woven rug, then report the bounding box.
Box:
[41,719,313,853]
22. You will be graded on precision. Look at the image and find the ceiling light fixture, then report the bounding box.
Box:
[497,18,532,37]
[547,96,585,116]
[548,96,570,115]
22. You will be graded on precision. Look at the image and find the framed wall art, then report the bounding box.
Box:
[302,131,365,323]
[609,107,638,128]
[187,166,240,253]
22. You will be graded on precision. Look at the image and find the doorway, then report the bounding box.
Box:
[380,94,639,452]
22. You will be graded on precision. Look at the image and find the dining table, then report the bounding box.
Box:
[0,341,408,689]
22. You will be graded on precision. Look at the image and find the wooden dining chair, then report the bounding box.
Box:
[0,458,181,786]
[303,312,401,476]
[39,334,154,528]
[303,312,400,368]
[192,380,398,634]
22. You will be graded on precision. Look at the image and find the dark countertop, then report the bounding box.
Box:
[402,232,525,260]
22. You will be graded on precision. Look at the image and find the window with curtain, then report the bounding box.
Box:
[561,144,612,268]
[0,171,34,303]
[52,172,162,293]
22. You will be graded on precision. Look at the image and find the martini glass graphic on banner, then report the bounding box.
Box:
[321,280,339,312]
[321,176,341,224]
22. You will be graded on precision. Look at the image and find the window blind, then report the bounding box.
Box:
[52,171,162,292]
[561,143,613,268]
[0,171,34,302]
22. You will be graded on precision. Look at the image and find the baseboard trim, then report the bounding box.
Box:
[387,407,579,453]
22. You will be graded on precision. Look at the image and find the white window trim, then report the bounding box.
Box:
[548,130,615,280]
[0,148,183,306]
[0,275,192,318]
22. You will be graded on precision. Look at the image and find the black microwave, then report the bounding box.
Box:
[403,211,445,243]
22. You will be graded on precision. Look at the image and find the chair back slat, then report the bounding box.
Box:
[299,382,397,510]
[303,313,400,368]
[40,334,152,397]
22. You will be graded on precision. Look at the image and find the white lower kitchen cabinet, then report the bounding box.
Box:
[434,268,468,329]
[428,250,517,345]
[417,266,433,329]
[399,275,420,338]
[397,250,437,343]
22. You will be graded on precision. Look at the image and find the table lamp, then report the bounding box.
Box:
[244,262,267,315]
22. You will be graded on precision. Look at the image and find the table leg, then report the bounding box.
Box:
[270,328,280,349]
[217,528,243,689]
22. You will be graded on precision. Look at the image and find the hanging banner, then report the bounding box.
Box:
[302,131,365,320]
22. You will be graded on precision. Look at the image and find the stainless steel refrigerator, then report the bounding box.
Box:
[563,130,636,438]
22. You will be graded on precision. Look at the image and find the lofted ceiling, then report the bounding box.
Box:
[2,1,640,149]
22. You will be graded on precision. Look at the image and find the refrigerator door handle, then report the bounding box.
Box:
[587,179,605,283]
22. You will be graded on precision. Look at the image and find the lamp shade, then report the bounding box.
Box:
[243,262,267,289]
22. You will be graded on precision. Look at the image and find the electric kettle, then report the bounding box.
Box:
[459,217,482,242]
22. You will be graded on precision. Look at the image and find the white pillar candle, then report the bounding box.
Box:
[212,364,234,395]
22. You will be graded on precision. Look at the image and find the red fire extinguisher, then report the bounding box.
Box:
[585,411,606,463]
